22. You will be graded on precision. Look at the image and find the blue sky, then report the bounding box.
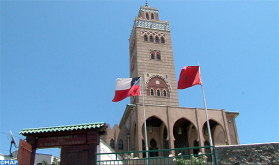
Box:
[1,0,278,157]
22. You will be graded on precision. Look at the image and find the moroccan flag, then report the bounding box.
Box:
[177,66,202,89]
[112,77,141,102]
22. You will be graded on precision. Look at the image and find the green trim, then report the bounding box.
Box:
[19,122,105,135]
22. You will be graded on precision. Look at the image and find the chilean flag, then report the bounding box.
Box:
[112,77,141,102]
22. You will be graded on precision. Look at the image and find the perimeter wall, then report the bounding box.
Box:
[215,143,279,164]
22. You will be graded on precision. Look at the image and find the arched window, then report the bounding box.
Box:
[151,54,154,59]
[157,89,160,96]
[146,13,149,20]
[150,36,153,42]
[157,54,161,60]
[161,37,165,43]
[144,35,148,41]
[163,90,167,97]
[118,139,123,150]
[110,139,114,149]
[151,14,154,20]
[155,36,159,43]
[150,89,154,96]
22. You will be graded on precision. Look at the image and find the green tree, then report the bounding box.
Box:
[51,157,60,165]
[42,159,49,165]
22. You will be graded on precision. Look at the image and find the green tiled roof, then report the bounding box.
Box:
[19,122,105,135]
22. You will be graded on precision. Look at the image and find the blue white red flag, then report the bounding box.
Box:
[112,77,141,102]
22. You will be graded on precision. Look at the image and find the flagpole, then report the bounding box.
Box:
[140,76,149,164]
[198,64,214,154]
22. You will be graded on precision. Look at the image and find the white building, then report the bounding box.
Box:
[11,151,60,165]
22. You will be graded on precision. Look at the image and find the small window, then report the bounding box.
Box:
[157,54,161,60]
[151,89,154,96]
[151,54,154,59]
[118,139,123,150]
[146,13,149,20]
[150,36,153,42]
[151,14,154,20]
[161,37,165,43]
[155,37,159,43]
[110,139,114,149]
[157,89,160,96]
[144,35,148,41]
[163,90,167,97]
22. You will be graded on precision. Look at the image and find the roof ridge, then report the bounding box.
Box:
[19,122,105,135]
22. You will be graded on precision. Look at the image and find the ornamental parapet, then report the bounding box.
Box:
[139,6,159,14]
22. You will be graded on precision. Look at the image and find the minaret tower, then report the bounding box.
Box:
[129,3,179,106]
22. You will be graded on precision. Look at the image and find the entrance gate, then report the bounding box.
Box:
[18,122,106,165]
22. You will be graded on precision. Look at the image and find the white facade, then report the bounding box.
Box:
[9,151,60,165]
[97,139,123,165]
[34,153,60,165]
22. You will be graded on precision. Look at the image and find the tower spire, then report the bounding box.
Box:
[145,0,148,6]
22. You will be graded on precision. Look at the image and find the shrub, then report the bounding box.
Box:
[173,152,207,165]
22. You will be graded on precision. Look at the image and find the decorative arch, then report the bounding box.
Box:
[146,77,170,97]
[141,115,168,134]
[145,75,172,94]
[202,119,226,146]
[150,50,161,61]
[141,116,168,152]
[141,31,166,43]
[173,118,197,155]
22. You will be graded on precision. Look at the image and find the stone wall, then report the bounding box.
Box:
[215,143,279,164]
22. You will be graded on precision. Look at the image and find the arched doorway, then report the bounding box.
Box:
[173,118,192,155]
[141,116,167,157]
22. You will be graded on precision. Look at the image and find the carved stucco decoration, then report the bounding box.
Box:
[145,74,172,93]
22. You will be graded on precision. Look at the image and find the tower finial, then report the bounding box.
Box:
[145,0,148,6]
